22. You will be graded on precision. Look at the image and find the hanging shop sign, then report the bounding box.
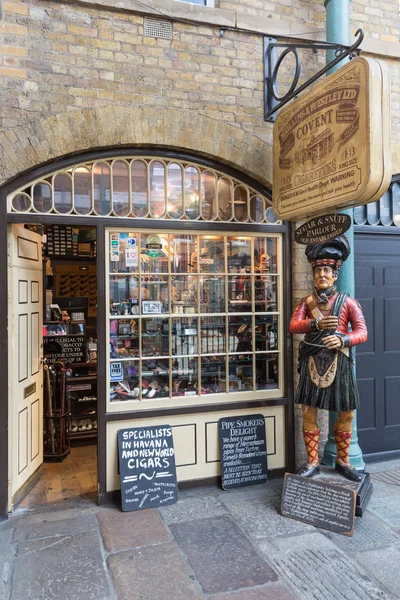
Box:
[117,425,178,511]
[294,213,352,245]
[219,414,268,489]
[273,57,391,221]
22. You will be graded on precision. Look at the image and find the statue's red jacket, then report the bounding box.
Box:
[290,293,368,347]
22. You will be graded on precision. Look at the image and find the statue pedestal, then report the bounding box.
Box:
[316,466,373,517]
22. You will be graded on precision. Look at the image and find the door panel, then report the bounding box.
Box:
[355,233,400,455]
[8,225,43,508]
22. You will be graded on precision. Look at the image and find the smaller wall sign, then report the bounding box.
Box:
[294,213,351,245]
[219,414,268,489]
[117,425,178,511]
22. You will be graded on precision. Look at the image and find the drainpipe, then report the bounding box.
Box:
[322,0,365,470]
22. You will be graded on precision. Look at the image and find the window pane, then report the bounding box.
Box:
[142,359,169,398]
[140,277,169,314]
[171,276,198,314]
[110,319,139,359]
[379,191,391,226]
[393,183,400,227]
[141,319,169,356]
[234,186,248,222]
[200,276,225,313]
[201,356,226,394]
[110,360,139,402]
[228,316,252,352]
[199,236,224,273]
[255,314,279,351]
[172,317,198,355]
[255,353,278,389]
[94,162,111,216]
[140,233,169,274]
[227,237,251,273]
[200,316,226,354]
[250,196,264,223]
[201,171,217,220]
[184,166,200,219]
[150,161,166,218]
[12,193,31,212]
[33,182,52,213]
[74,167,91,215]
[367,201,379,226]
[167,162,183,219]
[254,237,277,274]
[112,161,129,217]
[131,160,148,217]
[109,232,139,273]
[354,204,367,225]
[54,174,72,213]
[172,357,198,397]
[228,276,252,312]
[265,206,278,224]
[218,177,232,220]
[229,354,253,391]
[170,235,198,274]
[255,276,278,312]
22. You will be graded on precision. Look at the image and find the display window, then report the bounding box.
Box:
[107,230,283,411]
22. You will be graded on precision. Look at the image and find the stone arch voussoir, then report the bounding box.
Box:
[0,106,273,189]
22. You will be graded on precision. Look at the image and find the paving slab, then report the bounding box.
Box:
[170,515,278,594]
[158,495,228,525]
[13,513,98,542]
[209,583,296,599]
[366,491,400,530]
[356,546,400,597]
[11,529,111,600]
[259,532,395,600]
[107,541,203,600]
[323,510,400,553]
[222,495,314,539]
[0,529,13,593]
[98,507,171,551]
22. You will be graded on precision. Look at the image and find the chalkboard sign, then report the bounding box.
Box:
[43,335,85,364]
[281,474,356,536]
[219,414,268,490]
[117,425,178,512]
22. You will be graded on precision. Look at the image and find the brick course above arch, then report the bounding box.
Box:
[0,105,273,190]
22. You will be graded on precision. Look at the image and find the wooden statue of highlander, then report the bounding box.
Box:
[290,236,367,482]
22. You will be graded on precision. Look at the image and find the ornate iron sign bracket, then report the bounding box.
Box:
[264,29,364,122]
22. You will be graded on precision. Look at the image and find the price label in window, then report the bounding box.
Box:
[110,362,123,382]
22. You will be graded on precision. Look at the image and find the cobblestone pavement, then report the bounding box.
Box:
[2,458,400,600]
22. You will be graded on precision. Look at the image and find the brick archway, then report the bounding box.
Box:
[0,105,272,189]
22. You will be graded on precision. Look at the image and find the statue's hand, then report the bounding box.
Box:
[322,335,342,349]
[319,316,339,330]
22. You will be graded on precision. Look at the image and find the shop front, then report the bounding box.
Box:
[1,150,293,513]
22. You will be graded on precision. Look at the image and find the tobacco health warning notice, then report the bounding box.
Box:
[117,425,178,512]
[281,473,356,536]
[219,414,268,490]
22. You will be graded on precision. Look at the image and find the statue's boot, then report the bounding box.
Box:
[334,428,363,482]
[297,428,320,478]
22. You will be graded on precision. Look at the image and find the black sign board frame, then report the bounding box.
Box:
[117,425,178,512]
[218,414,268,490]
[281,473,356,536]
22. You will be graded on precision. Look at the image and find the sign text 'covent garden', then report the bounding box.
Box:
[273,57,391,221]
